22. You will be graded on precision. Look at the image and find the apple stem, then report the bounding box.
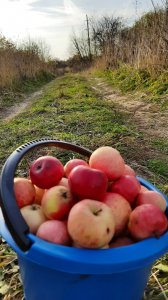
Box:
[93,208,102,216]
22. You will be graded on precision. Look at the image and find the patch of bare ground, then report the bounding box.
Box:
[90,78,168,140]
[0,89,43,122]
[89,77,168,186]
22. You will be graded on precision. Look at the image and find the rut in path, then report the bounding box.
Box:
[89,77,168,184]
[1,89,43,122]
[90,77,168,140]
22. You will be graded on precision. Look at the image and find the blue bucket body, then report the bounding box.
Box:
[0,177,168,300]
[18,255,152,300]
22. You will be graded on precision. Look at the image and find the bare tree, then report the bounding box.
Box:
[90,16,123,66]
[86,15,92,61]
[71,32,83,59]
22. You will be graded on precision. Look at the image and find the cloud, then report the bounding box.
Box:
[0,0,85,59]
[37,0,85,25]
[3,0,156,59]
[0,0,84,33]
[64,0,83,16]
[1,1,45,44]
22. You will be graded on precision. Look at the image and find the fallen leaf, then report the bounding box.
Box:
[154,264,168,273]
[0,282,9,295]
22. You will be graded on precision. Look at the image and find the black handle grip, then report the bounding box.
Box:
[0,138,92,251]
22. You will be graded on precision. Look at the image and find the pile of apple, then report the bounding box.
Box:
[13,146,168,249]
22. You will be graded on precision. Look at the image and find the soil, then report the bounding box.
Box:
[89,77,168,186]
[0,89,44,122]
[90,77,168,140]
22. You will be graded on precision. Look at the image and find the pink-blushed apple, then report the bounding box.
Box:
[123,164,136,176]
[128,204,168,240]
[110,175,141,204]
[41,185,74,220]
[109,236,134,248]
[72,241,83,248]
[67,199,115,249]
[37,220,71,245]
[34,185,45,205]
[68,165,108,200]
[89,146,125,181]
[21,204,46,234]
[136,191,167,212]
[64,158,89,178]
[29,155,64,189]
[101,192,132,236]
[140,185,149,192]
[57,177,69,189]
[72,241,110,249]
[100,244,110,249]
[14,177,36,208]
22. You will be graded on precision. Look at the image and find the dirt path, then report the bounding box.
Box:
[2,77,167,141]
[90,77,168,140]
[1,89,44,122]
[0,76,164,181]
[89,77,168,185]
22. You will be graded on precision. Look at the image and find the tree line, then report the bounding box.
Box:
[0,36,56,90]
[71,2,168,74]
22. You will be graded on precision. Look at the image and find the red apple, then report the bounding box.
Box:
[128,204,168,240]
[14,177,35,208]
[89,146,125,180]
[101,192,132,236]
[37,220,71,245]
[21,204,46,233]
[64,158,89,177]
[41,185,74,220]
[29,156,64,189]
[123,164,136,176]
[109,236,134,248]
[110,175,141,204]
[67,199,115,249]
[68,165,108,200]
[136,191,167,212]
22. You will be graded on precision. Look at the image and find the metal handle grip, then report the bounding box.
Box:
[0,138,92,251]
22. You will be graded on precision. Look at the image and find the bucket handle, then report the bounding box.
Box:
[0,138,92,251]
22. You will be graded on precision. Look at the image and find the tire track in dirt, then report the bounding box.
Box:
[89,77,168,185]
[90,78,168,140]
[1,89,43,122]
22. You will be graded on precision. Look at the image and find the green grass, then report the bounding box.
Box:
[147,159,168,178]
[16,71,55,93]
[94,65,168,107]
[0,71,55,110]
[151,139,168,154]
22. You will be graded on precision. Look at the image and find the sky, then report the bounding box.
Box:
[0,0,164,60]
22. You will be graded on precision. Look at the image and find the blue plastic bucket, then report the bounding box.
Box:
[0,139,168,300]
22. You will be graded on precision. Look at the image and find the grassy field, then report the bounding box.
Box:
[0,73,168,299]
